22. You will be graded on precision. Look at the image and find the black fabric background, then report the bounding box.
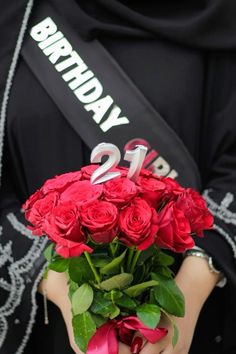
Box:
[1,0,236,353]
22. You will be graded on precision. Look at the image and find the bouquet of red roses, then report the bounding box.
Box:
[23,145,213,354]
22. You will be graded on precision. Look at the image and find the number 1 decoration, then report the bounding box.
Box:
[90,143,148,184]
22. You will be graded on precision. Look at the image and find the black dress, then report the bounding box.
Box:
[0,0,236,353]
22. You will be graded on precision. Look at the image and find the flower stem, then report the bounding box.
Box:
[130,250,141,274]
[84,252,101,284]
[127,247,135,272]
[109,243,116,258]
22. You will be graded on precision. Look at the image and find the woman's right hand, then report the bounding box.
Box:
[38,270,131,354]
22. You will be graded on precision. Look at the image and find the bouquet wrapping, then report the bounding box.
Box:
[23,150,213,353]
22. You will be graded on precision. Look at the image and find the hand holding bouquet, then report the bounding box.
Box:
[23,144,213,353]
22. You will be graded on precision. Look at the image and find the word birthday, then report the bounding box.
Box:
[30,17,130,132]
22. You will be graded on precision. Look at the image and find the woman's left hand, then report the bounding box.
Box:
[139,255,221,354]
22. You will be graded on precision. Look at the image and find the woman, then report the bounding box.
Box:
[0,0,236,353]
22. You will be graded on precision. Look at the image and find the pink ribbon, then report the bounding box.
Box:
[87,316,168,354]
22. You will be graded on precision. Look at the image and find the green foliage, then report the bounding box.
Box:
[133,264,146,284]
[124,280,159,298]
[155,266,173,279]
[100,273,133,291]
[72,312,96,353]
[90,292,117,317]
[137,304,161,329]
[68,257,94,284]
[91,255,112,268]
[72,283,94,315]
[90,313,106,328]
[151,273,185,317]
[161,309,179,347]
[156,252,174,266]
[100,250,127,275]
[115,293,137,309]
[137,245,156,266]
[49,255,69,272]
[109,305,120,319]
[103,290,123,301]
[44,243,55,262]
[172,322,179,347]
[68,279,79,301]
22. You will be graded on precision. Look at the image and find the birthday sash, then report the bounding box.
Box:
[21,0,201,189]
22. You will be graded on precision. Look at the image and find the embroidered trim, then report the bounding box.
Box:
[0,278,11,292]
[7,213,35,239]
[0,213,47,349]
[0,0,34,188]
[0,241,13,267]
[15,263,48,354]
[203,189,236,226]
[213,224,236,259]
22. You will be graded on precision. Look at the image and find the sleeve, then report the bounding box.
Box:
[195,52,236,291]
[0,140,47,354]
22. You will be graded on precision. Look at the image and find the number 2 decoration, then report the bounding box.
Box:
[90,143,148,184]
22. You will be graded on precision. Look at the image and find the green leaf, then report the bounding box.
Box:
[149,289,156,304]
[161,309,179,347]
[43,266,49,280]
[124,280,159,298]
[155,266,174,279]
[133,264,146,284]
[172,323,179,347]
[44,243,55,262]
[72,284,94,315]
[115,294,137,309]
[100,273,133,291]
[156,252,174,266]
[137,304,161,329]
[72,312,96,353]
[69,257,94,284]
[100,250,127,275]
[109,305,120,319]
[91,256,112,268]
[49,256,69,272]
[137,245,156,265]
[90,313,106,328]
[90,292,117,317]
[68,279,79,301]
[104,290,123,301]
[152,273,185,317]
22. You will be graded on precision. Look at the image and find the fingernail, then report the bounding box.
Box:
[131,336,143,354]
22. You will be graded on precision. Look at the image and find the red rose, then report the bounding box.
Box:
[119,197,159,250]
[156,202,194,252]
[25,192,59,236]
[43,202,92,258]
[60,180,103,206]
[176,189,214,236]
[42,171,82,194]
[81,165,128,181]
[116,166,129,177]
[137,175,166,208]
[81,165,98,180]
[103,177,138,207]
[44,202,83,241]
[23,189,43,211]
[139,169,154,177]
[162,177,184,200]
[81,200,118,243]
[55,241,92,258]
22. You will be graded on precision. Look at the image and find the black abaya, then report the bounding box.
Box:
[1,1,236,353]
